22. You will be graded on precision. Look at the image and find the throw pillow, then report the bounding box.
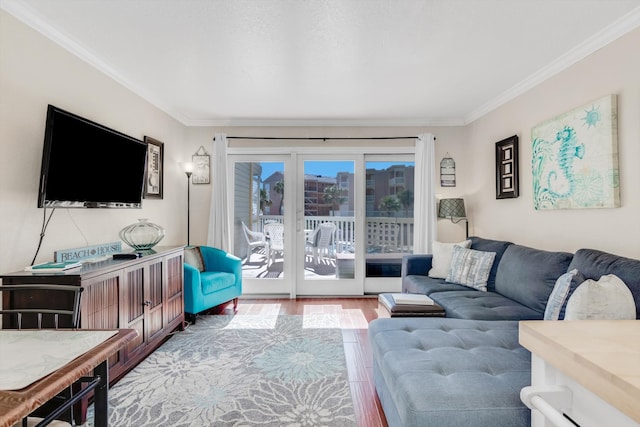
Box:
[446,246,496,292]
[184,246,205,272]
[564,274,636,320]
[428,239,471,279]
[544,269,586,320]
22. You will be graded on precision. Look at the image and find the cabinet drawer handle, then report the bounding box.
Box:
[143,300,152,306]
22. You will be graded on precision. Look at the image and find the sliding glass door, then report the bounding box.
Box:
[363,155,415,293]
[228,151,415,297]
[295,157,362,295]
[229,155,293,295]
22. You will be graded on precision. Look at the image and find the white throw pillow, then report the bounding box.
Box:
[564,274,636,320]
[446,246,496,292]
[428,239,472,279]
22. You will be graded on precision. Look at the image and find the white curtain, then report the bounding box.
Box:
[207,133,231,251]
[413,133,437,253]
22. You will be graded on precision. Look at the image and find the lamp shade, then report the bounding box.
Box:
[183,162,194,173]
[438,198,466,219]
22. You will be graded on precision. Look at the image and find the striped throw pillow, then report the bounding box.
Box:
[446,246,496,292]
[544,269,585,320]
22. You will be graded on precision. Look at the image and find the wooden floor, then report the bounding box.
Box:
[216,297,389,427]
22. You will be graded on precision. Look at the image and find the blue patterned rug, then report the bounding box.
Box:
[87,315,356,426]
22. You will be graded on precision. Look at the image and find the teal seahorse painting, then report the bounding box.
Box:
[531,95,620,210]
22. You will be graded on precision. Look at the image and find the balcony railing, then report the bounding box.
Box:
[259,215,414,253]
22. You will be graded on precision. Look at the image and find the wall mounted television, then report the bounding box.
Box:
[38,105,148,208]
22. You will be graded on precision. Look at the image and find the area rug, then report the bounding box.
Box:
[87,315,356,426]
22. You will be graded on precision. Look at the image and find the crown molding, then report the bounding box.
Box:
[182,117,466,127]
[464,6,640,125]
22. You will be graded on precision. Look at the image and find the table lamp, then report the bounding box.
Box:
[438,198,469,238]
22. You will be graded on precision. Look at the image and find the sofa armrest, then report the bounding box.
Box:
[402,254,434,277]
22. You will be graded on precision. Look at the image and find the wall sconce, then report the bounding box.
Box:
[438,198,469,238]
[183,162,194,246]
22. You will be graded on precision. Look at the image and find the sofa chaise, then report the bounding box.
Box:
[369,236,640,427]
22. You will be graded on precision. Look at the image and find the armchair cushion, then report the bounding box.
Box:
[201,271,237,295]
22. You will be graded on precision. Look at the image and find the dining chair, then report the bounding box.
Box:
[264,222,285,266]
[0,284,82,330]
[0,284,92,427]
[240,221,269,264]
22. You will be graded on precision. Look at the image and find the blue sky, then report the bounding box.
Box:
[259,161,413,181]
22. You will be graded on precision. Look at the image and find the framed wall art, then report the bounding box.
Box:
[192,145,210,185]
[495,135,519,199]
[144,136,163,199]
[531,94,619,210]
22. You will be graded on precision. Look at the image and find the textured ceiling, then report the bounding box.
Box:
[3,0,640,126]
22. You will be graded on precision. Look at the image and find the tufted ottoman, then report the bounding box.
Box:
[369,318,531,427]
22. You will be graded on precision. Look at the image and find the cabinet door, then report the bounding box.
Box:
[121,264,146,360]
[164,251,184,329]
[82,271,124,371]
[145,257,165,344]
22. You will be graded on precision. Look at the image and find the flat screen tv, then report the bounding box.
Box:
[38,105,148,208]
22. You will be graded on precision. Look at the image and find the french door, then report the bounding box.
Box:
[229,152,414,297]
[295,155,363,295]
[229,155,293,295]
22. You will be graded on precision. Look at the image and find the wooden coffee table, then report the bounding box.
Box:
[378,293,446,317]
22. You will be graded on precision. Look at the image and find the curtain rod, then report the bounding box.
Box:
[224,136,427,141]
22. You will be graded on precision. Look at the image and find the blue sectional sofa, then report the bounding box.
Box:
[369,237,640,427]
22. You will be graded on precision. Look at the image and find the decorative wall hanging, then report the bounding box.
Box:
[531,94,619,210]
[144,136,163,199]
[495,135,519,199]
[440,154,456,187]
[192,146,211,184]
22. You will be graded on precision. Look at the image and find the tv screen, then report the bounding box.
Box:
[38,105,148,208]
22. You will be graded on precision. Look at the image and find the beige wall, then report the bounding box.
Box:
[3,8,638,276]
[0,10,189,273]
[184,126,470,247]
[465,27,640,258]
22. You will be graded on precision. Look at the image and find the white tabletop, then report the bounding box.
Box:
[0,330,117,390]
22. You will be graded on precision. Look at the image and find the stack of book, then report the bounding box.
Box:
[391,293,434,305]
[24,261,83,272]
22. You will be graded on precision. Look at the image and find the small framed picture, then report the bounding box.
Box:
[495,135,519,199]
[192,146,210,184]
[144,136,163,199]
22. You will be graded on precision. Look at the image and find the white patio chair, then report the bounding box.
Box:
[264,222,284,266]
[241,221,269,264]
[306,222,337,264]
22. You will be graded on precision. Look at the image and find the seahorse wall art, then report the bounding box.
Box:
[531,94,620,210]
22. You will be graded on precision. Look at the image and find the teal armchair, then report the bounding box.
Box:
[183,246,242,324]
